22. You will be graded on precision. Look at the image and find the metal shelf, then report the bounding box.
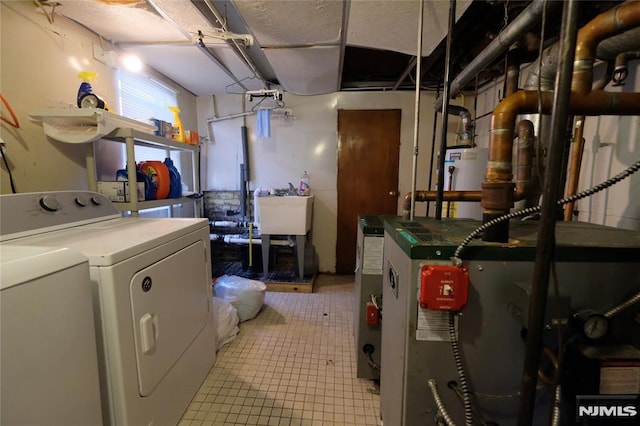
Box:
[90,128,201,217]
[30,110,202,217]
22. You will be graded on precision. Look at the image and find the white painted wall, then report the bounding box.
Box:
[474,60,640,230]
[198,91,466,273]
[0,2,197,196]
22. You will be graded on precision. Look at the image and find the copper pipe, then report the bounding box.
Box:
[401,190,482,219]
[573,0,640,94]
[515,120,535,201]
[564,69,613,221]
[484,89,640,220]
[564,116,587,221]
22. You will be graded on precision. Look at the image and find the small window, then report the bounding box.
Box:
[117,70,189,218]
[118,70,177,124]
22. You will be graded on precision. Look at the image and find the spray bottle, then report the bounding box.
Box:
[77,71,108,110]
[168,106,185,142]
[299,171,310,196]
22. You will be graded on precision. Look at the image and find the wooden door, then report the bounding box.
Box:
[336,109,401,273]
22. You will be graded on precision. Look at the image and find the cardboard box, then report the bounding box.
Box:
[97,181,146,202]
[185,130,199,145]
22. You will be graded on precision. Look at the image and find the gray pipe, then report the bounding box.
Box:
[447,105,474,142]
[596,27,640,60]
[434,0,553,110]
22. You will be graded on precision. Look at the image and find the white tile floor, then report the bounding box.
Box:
[180,274,381,426]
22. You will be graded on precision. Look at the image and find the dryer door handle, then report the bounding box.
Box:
[140,313,159,354]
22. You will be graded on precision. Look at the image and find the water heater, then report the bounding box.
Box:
[442,147,488,219]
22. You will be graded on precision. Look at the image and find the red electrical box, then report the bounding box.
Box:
[420,264,469,311]
[366,302,379,325]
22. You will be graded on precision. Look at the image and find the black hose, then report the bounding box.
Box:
[0,144,17,193]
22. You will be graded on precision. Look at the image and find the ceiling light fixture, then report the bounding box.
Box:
[121,54,144,73]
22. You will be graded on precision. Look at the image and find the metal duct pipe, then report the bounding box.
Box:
[448,105,474,142]
[518,0,579,422]
[572,0,640,94]
[434,0,552,110]
[402,190,482,219]
[596,27,640,60]
[523,43,560,91]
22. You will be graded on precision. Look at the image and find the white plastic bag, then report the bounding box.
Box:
[213,275,266,322]
[211,296,240,350]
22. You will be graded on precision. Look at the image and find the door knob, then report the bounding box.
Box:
[389,190,399,197]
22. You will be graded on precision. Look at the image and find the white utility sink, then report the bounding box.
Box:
[257,195,314,235]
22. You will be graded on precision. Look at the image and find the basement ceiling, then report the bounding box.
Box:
[53,0,623,97]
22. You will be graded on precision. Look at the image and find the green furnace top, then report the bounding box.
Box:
[383,217,640,262]
[358,215,387,236]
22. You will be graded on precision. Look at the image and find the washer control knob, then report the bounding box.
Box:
[75,196,88,207]
[90,196,102,206]
[39,195,60,212]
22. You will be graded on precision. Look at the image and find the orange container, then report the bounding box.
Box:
[138,161,170,200]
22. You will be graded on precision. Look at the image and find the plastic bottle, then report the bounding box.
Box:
[168,106,185,142]
[77,71,109,110]
[298,171,310,196]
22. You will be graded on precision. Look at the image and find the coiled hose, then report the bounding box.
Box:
[450,312,473,426]
[452,159,640,265]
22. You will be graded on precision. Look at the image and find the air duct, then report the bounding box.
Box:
[448,105,474,142]
[434,0,553,110]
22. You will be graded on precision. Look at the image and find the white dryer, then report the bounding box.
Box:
[1,191,217,426]
[0,245,103,425]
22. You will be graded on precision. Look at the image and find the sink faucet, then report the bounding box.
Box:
[288,182,296,195]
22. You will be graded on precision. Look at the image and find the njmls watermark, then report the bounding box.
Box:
[577,395,639,424]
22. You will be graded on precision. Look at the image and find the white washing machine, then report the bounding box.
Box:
[0,245,103,425]
[1,191,217,426]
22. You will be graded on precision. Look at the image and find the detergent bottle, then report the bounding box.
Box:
[77,71,109,110]
[168,106,185,142]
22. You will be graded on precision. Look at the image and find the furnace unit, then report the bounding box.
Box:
[380,217,640,425]
[354,215,386,380]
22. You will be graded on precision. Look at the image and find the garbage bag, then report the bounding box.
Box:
[211,296,239,350]
[213,275,266,322]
